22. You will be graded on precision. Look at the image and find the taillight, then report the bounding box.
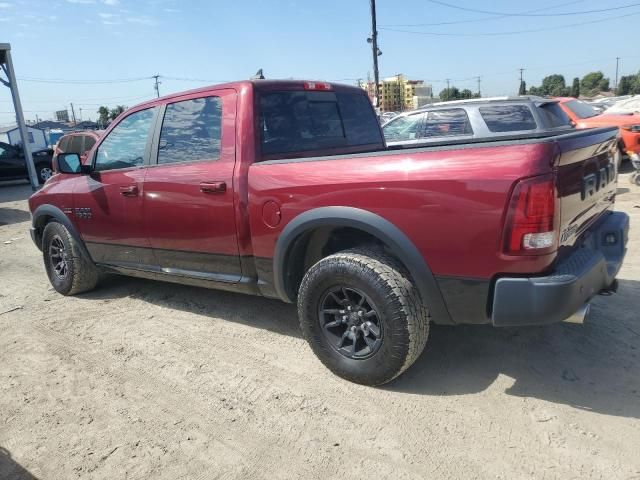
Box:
[303,81,332,91]
[503,174,559,255]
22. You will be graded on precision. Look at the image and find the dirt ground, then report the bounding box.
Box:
[0,167,639,480]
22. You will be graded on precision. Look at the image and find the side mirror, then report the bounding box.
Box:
[56,153,86,174]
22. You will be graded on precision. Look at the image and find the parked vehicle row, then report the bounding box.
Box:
[556,97,640,163]
[0,141,53,184]
[382,96,573,148]
[29,79,628,385]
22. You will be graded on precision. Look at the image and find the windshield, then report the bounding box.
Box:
[382,113,425,142]
[564,100,599,119]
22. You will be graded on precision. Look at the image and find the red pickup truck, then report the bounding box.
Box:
[29,80,629,385]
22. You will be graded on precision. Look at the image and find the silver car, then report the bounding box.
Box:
[382,96,574,147]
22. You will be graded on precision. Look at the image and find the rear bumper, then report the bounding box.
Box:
[491,211,629,327]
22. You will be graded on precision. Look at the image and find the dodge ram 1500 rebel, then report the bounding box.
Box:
[29,80,629,385]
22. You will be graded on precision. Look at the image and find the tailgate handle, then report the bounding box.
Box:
[200,181,226,194]
[119,185,138,197]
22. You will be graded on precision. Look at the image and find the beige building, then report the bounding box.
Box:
[363,75,433,112]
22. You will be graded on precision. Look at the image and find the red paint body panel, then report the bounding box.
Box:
[247,142,560,279]
[143,89,240,260]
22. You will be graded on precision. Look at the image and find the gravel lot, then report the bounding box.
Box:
[1,167,639,480]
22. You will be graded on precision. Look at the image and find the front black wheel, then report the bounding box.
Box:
[298,248,429,385]
[42,222,99,295]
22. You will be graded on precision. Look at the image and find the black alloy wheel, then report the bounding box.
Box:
[318,286,383,359]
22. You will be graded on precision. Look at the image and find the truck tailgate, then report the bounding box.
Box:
[554,127,619,255]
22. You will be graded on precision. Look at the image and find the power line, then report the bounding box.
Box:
[425,0,640,17]
[379,10,640,36]
[16,76,153,84]
[381,0,585,27]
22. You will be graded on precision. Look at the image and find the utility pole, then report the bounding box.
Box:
[79,108,83,122]
[368,0,381,109]
[445,78,450,100]
[615,57,620,94]
[153,74,161,98]
[476,76,481,97]
[70,103,77,125]
[0,43,39,190]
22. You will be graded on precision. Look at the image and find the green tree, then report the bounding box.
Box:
[439,86,460,101]
[97,106,110,126]
[109,105,126,120]
[518,80,527,95]
[581,71,610,96]
[540,74,568,96]
[617,75,634,95]
[460,89,473,99]
[570,77,580,98]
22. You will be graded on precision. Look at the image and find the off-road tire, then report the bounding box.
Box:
[42,221,99,295]
[298,247,429,385]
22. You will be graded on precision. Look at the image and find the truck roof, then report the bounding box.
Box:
[133,80,365,110]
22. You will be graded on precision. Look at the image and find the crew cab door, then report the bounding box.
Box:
[142,90,241,281]
[73,106,159,267]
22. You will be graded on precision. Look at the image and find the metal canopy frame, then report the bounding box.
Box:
[1,43,39,190]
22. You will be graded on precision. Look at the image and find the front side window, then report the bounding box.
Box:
[157,97,222,165]
[382,113,426,142]
[423,109,473,137]
[480,105,537,132]
[28,132,34,143]
[95,108,155,172]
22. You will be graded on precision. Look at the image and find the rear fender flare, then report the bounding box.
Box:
[273,206,453,325]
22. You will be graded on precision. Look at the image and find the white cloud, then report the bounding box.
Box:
[103,0,120,5]
[99,12,117,18]
[66,0,96,4]
[125,15,158,26]
[0,2,12,8]
[163,8,180,13]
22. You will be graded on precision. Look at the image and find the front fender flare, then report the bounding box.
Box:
[31,204,93,262]
[273,206,453,325]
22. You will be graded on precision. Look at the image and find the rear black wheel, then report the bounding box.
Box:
[298,247,429,386]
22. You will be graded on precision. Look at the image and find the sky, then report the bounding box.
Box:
[0,0,639,125]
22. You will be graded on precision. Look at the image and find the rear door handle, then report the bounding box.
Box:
[119,185,139,196]
[200,181,226,194]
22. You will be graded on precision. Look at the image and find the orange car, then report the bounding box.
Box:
[556,97,640,163]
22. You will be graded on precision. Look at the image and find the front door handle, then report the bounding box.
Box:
[119,185,139,197]
[200,181,226,194]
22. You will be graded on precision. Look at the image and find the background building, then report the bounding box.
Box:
[55,109,70,122]
[0,125,48,150]
[363,74,433,112]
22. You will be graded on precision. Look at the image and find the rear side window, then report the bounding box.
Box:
[480,105,537,132]
[383,113,426,142]
[537,102,572,128]
[158,97,222,165]
[259,91,382,157]
[83,135,96,152]
[423,109,472,137]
